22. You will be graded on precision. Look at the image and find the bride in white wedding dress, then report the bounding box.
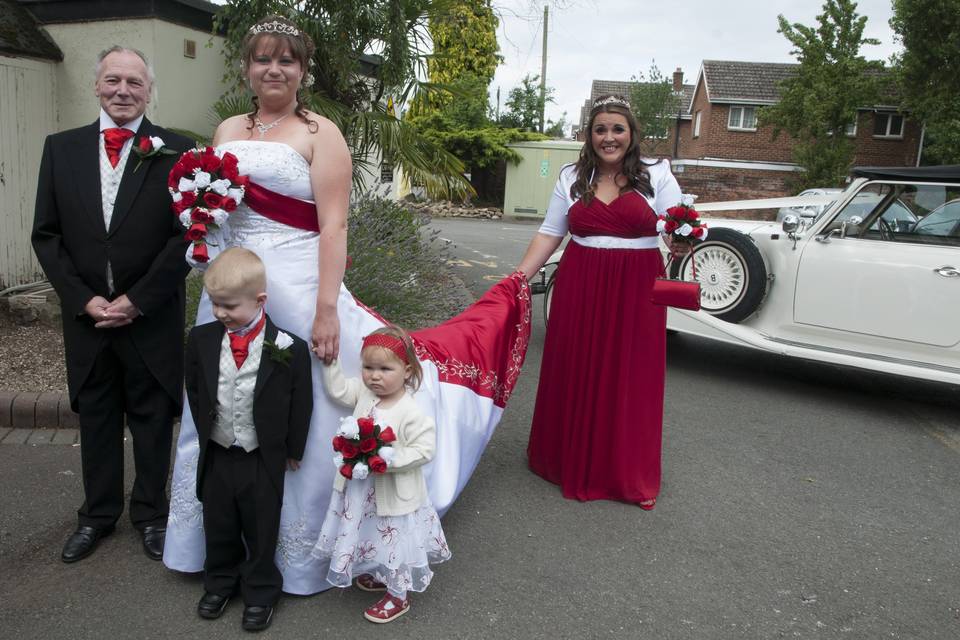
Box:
[163,16,531,595]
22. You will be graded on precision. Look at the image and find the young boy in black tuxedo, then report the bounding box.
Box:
[184,247,312,632]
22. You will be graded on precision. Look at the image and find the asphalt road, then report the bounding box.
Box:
[1,217,958,639]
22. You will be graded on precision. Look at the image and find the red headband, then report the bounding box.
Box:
[362,333,409,364]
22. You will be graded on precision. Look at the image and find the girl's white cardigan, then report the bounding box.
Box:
[322,360,436,516]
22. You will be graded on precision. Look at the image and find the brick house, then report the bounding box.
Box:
[579,60,922,202]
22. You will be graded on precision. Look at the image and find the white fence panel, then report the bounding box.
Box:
[0,56,57,289]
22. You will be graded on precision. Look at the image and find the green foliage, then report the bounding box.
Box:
[543,112,569,139]
[630,62,682,154]
[344,194,465,328]
[213,0,473,199]
[500,74,553,132]
[760,0,883,188]
[890,0,960,164]
[416,125,546,168]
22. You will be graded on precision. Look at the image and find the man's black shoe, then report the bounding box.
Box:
[61,525,115,563]
[197,592,231,619]
[141,525,166,560]
[242,605,274,631]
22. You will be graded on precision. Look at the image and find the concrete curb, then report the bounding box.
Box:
[0,390,77,430]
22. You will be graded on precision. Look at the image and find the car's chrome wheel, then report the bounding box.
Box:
[669,228,767,323]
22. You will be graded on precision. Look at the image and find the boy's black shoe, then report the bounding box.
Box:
[197,592,230,619]
[242,605,274,631]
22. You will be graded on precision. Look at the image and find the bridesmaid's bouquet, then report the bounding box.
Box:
[657,197,708,243]
[168,146,248,264]
[332,416,397,480]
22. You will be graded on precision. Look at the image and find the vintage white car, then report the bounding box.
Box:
[537,166,960,385]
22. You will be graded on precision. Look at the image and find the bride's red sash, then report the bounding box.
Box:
[244,180,319,232]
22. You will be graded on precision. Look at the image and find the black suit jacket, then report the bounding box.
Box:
[31,118,194,410]
[185,316,313,500]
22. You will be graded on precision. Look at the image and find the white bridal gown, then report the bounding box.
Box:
[163,140,530,595]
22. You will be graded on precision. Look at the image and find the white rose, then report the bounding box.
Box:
[378,446,395,466]
[227,187,244,202]
[194,171,211,189]
[333,453,344,468]
[338,416,360,439]
[678,223,693,237]
[149,136,165,150]
[681,193,698,206]
[210,179,231,196]
[178,177,196,192]
[171,191,183,203]
[655,219,666,233]
[210,209,229,225]
[179,210,193,228]
[275,331,294,350]
[352,462,369,480]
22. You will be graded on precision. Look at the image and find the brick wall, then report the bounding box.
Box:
[673,163,798,220]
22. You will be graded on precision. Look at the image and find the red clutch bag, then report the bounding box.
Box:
[651,252,701,311]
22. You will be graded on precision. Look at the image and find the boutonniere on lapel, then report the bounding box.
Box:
[263,331,294,366]
[132,136,176,172]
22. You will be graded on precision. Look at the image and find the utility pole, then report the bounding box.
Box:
[539,5,548,133]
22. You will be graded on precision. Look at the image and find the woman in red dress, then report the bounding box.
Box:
[517,95,684,509]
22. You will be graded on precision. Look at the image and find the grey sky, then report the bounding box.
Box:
[491,0,903,131]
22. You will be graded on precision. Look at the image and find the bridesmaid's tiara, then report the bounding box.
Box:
[249,20,301,37]
[593,95,631,110]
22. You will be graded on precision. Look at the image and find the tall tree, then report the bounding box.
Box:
[214,0,472,198]
[630,62,682,156]
[500,74,553,131]
[890,0,960,164]
[761,0,883,188]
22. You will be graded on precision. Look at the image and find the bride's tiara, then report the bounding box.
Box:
[249,20,301,37]
[593,95,631,110]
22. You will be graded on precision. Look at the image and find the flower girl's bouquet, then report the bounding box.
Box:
[168,146,248,266]
[332,416,397,480]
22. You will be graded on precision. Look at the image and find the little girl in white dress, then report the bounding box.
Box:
[312,325,450,623]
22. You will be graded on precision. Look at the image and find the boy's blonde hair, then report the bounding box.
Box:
[362,325,423,392]
[203,247,267,298]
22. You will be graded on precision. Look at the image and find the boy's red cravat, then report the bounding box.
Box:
[228,314,266,368]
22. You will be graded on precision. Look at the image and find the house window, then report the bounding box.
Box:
[873,112,904,138]
[693,111,702,138]
[727,105,758,131]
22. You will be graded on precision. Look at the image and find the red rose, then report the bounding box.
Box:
[200,147,220,172]
[339,463,353,479]
[168,165,185,189]
[691,226,705,239]
[191,208,214,224]
[221,153,239,180]
[181,191,197,207]
[666,206,684,219]
[340,441,359,459]
[368,455,386,474]
[185,223,207,241]
[332,435,346,452]
[203,192,223,209]
[664,220,679,233]
[220,197,237,212]
[191,242,209,263]
[180,152,201,173]
[358,417,375,437]
[378,426,396,444]
[138,137,153,153]
[234,174,250,187]
[172,198,189,214]
[359,437,377,453]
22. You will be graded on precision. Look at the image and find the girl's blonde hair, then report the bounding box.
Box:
[362,325,423,392]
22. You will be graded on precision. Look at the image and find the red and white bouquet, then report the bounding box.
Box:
[332,415,397,480]
[657,196,708,242]
[168,146,248,264]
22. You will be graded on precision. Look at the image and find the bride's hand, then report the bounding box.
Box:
[311,304,340,364]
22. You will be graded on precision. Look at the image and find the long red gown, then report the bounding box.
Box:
[527,191,666,505]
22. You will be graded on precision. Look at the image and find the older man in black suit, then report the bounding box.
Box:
[32,46,193,563]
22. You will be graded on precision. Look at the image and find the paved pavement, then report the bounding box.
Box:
[1,217,959,639]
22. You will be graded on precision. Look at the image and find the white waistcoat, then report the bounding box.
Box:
[211,330,264,452]
[99,134,134,292]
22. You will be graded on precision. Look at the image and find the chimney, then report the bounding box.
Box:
[672,67,683,92]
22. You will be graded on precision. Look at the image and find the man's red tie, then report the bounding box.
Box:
[103,128,135,168]
[228,314,266,369]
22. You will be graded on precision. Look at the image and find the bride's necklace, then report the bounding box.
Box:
[254,113,290,138]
